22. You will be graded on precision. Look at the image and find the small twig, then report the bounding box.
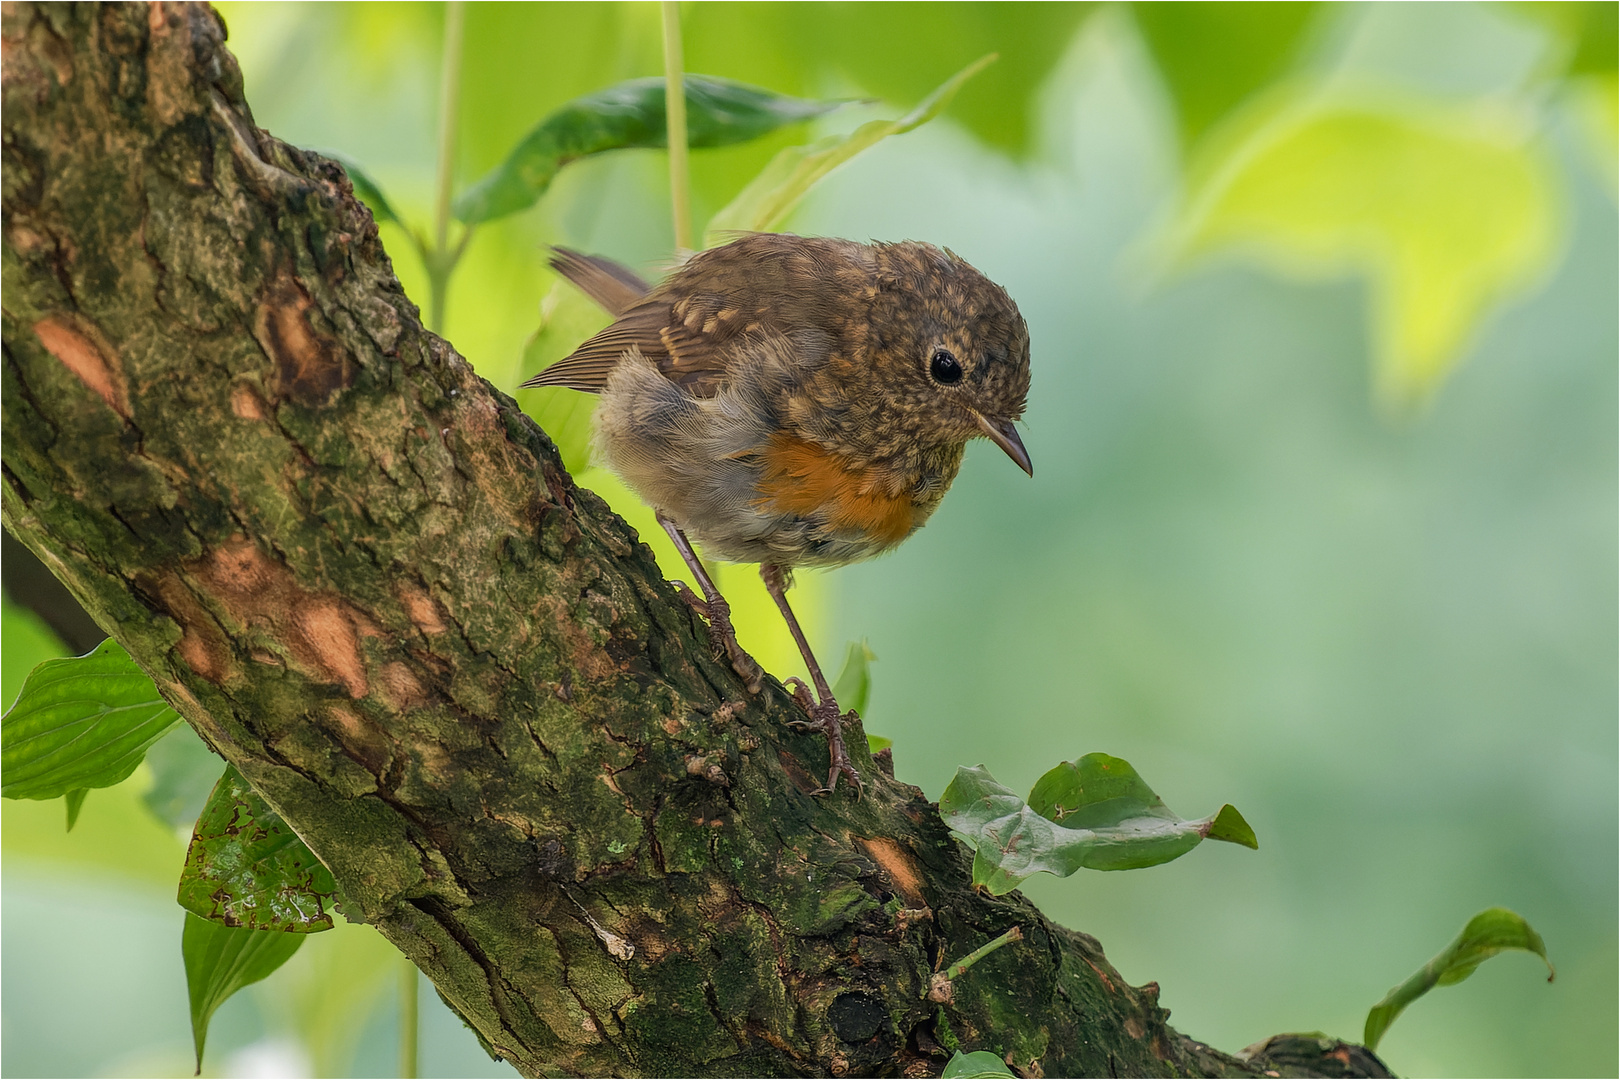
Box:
[928,926,1023,1003]
[661,0,691,251]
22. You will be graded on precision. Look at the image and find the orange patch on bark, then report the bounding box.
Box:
[755,435,913,545]
[324,705,391,773]
[137,571,233,683]
[296,600,368,698]
[231,383,268,420]
[858,837,926,907]
[190,535,375,698]
[32,315,129,419]
[254,271,353,407]
[397,582,447,634]
[379,661,427,708]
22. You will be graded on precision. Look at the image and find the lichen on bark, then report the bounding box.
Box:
[0,5,1390,1077]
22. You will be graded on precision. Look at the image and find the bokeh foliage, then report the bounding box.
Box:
[3,2,1613,1076]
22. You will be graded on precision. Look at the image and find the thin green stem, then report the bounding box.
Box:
[400,956,419,1079]
[428,0,467,335]
[945,925,1023,979]
[661,0,691,251]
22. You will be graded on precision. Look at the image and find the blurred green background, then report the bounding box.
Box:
[3,2,1614,1077]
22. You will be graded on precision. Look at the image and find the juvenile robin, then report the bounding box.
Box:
[523,233,1032,793]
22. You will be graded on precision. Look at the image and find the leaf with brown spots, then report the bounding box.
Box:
[178,765,337,933]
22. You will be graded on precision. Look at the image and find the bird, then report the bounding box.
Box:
[523,233,1032,793]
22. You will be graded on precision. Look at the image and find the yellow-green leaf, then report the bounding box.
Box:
[1131,2,1323,149]
[183,913,304,1073]
[1,638,180,800]
[830,639,876,717]
[516,282,613,474]
[1364,907,1554,1051]
[704,54,996,243]
[1167,91,1562,410]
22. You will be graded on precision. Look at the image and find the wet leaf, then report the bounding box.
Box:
[1,639,180,801]
[183,912,304,1073]
[939,755,1257,895]
[941,1049,1016,1078]
[328,152,401,225]
[455,75,850,225]
[1364,907,1554,1051]
[178,766,337,933]
[704,54,995,241]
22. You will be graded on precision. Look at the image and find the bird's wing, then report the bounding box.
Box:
[548,247,650,316]
[522,249,656,391]
[525,235,867,397]
[524,292,756,396]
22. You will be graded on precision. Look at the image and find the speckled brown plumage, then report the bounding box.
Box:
[524,232,1034,790]
[526,233,1031,566]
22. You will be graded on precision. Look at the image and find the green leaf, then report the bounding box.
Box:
[941,1049,1017,1078]
[327,152,401,225]
[939,755,1257,895]
[1363,907,1554,1052]
[455,75,850,225]
[831,640,876,717]
[143,723,227,834]
[684,4,1093,158]
[178,766,337,933]
[1131,2,1322,149]
[1503,2,1618,78]
[516,283,614,473]
[183,911,304,1073]
[64,787,87,831]
[1164,91,1561,409]
[703,54,996,242]
[1,639,180,801]
[831,640,891,754]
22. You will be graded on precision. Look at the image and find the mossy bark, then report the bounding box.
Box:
[0,5,1390,1078]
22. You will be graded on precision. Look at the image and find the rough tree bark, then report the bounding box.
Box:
[0,5,1393,1078]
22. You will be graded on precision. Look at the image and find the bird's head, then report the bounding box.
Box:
[864,241,1033,476]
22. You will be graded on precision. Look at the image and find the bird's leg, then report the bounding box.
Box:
[759,563,861,795]
[656,511,763,693]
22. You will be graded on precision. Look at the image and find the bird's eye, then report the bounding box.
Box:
[930,348,963,385]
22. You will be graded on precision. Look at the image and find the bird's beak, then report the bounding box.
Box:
[973,413,1033,477]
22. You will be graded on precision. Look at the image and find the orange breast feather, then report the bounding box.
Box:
[754,435,914,547]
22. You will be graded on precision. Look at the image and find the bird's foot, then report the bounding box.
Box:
[672,580,764,693]
[782,678,862,797]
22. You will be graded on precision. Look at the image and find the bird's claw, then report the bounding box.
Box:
[782,685,862,798]
[673,581,763,693]
[782,677,817,718]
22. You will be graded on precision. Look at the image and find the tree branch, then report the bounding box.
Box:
[0,5,1388,1077]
